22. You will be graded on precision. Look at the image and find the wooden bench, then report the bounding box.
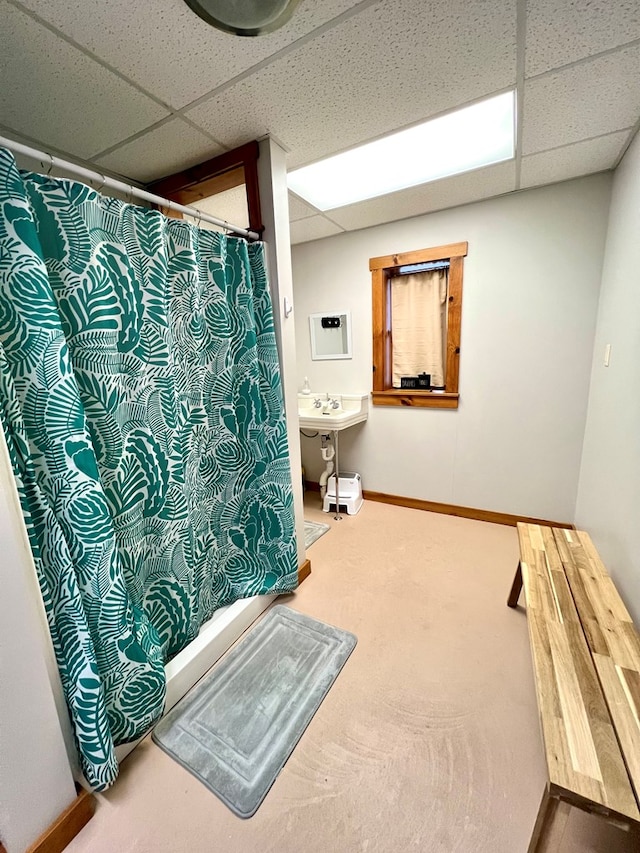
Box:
[508,523,640,851]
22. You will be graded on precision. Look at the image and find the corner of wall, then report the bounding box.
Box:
[574,129,640,622]
[257,138,306,566]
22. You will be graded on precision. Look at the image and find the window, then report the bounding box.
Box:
[370,242,467,409]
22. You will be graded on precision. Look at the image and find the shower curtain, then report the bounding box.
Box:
[0,149,298,790]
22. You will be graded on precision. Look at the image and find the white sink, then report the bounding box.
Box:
[298,392,369,431]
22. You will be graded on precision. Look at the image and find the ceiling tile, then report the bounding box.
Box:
[95,119,224,182]
[290,215,344,245]
[15,0,365,110]
[327,161,517,231]
[186,0,516,169]
[0,2,168,159]
[526,0,640,78]
[522,44,640,155]
[288,193,319,221]
[520,131,629,189]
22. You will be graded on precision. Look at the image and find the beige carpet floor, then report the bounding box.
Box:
[66,498,639,853]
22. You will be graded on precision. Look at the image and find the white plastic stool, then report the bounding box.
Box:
[322,472,363,515]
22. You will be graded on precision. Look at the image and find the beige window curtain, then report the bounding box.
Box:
[391,268,448,387]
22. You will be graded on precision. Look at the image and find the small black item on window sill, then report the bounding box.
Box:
[417,373,431,389]
[400,376,419,389]
[430,385,445,391]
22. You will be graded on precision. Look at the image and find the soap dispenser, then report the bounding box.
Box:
[301,377,311,395]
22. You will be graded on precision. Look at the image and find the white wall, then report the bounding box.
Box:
[257,137,305,565]
[0,427,77,853]
[576,132,640,623]
[293,175,612,522]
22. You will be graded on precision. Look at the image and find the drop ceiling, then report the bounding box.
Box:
[1,0,639,244]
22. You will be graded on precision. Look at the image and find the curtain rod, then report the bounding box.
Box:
[391,260,450,276]
[0,135,260,241]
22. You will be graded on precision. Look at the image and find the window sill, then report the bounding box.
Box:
[372,390,459,409]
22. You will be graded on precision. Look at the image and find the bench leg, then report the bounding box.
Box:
[507,561,523,608]
[528,788,570,853]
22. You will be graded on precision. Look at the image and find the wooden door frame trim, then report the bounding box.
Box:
[147,140,264,236]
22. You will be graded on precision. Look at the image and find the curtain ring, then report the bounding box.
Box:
[196,210,202,228]
[95,172,106,193]
[46,153,54,176]
[126,185,133,205]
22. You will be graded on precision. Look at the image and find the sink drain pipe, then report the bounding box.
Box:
[318,434,334,501]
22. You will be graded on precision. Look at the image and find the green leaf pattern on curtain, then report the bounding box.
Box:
[0,149,298,790]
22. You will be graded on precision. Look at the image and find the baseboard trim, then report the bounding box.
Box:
[298,559,311,584]
[25,788,95,853]
[362,490,573,529]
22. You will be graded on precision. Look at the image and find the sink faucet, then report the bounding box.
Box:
[313,394,341,413]
[321,395,341,412]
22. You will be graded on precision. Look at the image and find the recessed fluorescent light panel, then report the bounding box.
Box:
[288,91,515,210]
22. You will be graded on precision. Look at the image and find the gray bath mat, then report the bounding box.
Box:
[152,605,357,818]
[304,519,330,548]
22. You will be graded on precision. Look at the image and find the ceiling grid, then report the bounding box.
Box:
[514,0,527,190]
[1,0,638,242]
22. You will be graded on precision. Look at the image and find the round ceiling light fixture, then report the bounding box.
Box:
[183,0,301,36]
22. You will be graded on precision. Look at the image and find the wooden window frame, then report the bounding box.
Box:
[370,241,467,409]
